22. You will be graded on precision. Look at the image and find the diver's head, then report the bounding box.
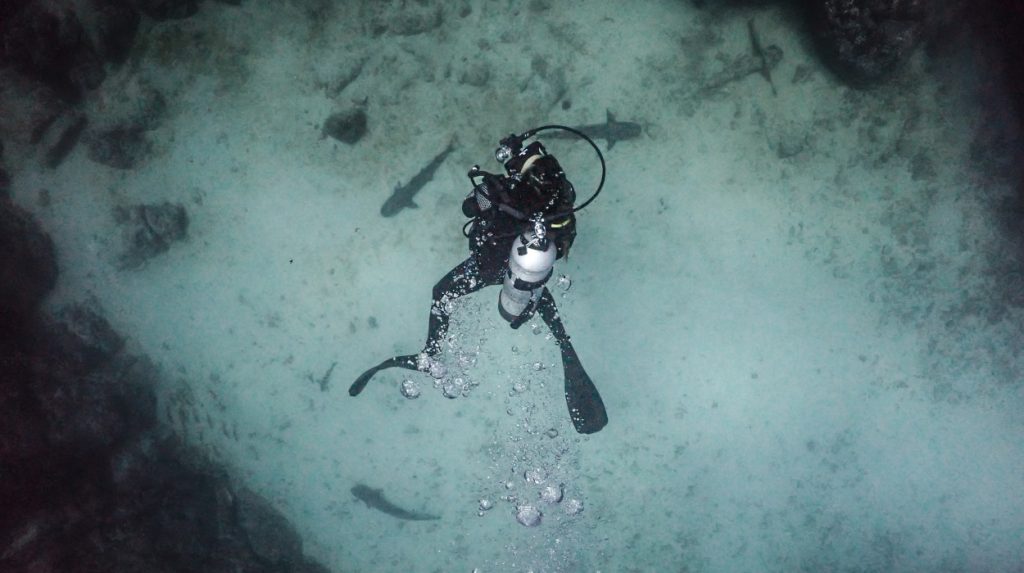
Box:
[497,137,568,203]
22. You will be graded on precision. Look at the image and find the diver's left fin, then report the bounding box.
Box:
[349,354,419,396]
[561,345,608,434]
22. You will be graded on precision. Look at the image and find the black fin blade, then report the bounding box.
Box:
[348,355,419,396]
[561,347,608,434]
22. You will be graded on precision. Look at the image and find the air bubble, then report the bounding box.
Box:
[429,361,447,379]
[540,484,563,504]
[515,504,542,527]
[442,381,460,399]
[563,498,584,515]
[524,467,546,485]
[400,379,420,399]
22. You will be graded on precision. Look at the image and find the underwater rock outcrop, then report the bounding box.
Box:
[0,143,9,196]
[808,0,929,86]
[0,199,58,328]
[322,108,368,144]
[0,204,331,573]
[0,0,113,101]
[0,0,193,174]
[86,124,153,169]
[135,0,200,21]
[114,201,189,269]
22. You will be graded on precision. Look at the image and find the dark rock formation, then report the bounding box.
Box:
[0,1,108,101]
[135,0,201,21]
[0,199,58,330]
[40,301,126,375]
[236,488,304,567]
[39,110,88,169]
[807,0,929,86]
[0,70,75,152]
[0,142,9,196]
[86,124,153,169]
[0,200,332,573]
[322,108,368,144]
[80,0,142,63]
[114,201,189,269]
[83,78,167,169]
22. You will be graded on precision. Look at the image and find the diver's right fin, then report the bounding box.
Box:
[561,344,608,434]
[349,354,419,396]
[535,288,608,434]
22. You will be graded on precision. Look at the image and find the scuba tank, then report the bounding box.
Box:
[498,217,555,327]
[465,124,606,327]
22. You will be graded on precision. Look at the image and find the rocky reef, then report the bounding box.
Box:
[0,199,330,573]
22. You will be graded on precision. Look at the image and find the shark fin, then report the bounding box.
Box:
[409,200,419,209]
[606,109,616,123]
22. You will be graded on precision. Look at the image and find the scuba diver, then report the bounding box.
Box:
[349,126,608,434]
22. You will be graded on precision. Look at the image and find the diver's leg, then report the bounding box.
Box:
[350,250,503,397]
[535,288,608,434]
[423,253,503,355]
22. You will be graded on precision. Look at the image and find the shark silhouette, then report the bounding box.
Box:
[546,109,642,150]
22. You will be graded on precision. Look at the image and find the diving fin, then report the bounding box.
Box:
[534,288,608,434]
[348,354,419,396]
[560,344,608,434]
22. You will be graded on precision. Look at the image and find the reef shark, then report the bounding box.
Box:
[380,139,455,217]
[351,484,440,521]
[545,109,642,150]
[696,20,783,98]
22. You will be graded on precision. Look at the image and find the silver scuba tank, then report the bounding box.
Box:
[498,218,555,324]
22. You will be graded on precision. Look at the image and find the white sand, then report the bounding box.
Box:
[12,0,1024,571]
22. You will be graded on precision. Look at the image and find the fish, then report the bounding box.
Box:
[545,109,642,150]
[351,484,440,521]
[380,139,455,217]
[697,31,783,98]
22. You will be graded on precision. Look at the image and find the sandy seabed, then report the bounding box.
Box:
[11,1,1024,571]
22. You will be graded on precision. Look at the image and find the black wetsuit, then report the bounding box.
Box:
[349,147,606,434]
[422,166,577,355]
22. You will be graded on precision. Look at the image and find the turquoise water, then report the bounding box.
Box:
[13,1,1024,571]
